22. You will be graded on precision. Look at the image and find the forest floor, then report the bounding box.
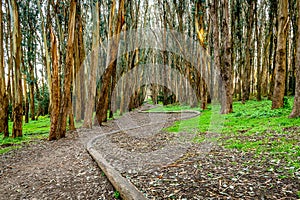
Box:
[0,129,119,200]
[0,101,299,199]
[92,103,300,199]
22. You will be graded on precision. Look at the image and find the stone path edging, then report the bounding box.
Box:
[86,110,200,200]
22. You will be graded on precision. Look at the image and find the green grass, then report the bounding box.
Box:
[113,191,120,199]
[165,107,211,133]
[0,111,117,154]
[0,116,51,154]
[17,116,51,135]
[0,145,22,154]
[149,103,208,133]
[153,98,300,175]
[222,99,300,135]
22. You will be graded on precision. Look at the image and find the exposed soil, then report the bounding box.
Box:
[0,131,118,200]
[1,105,299,200]
[110,130,176,153]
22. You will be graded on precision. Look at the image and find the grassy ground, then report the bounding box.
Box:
[0,108,124,154]
[0,116,51,154]
[150,98,300,175]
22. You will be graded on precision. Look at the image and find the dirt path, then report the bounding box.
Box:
[1,105,299,199]
[0,131,117,200]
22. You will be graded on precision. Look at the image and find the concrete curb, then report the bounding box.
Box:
[86,110,200,200]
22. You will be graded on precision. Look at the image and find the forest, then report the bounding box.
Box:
[0,0,300,199]
[0,0,299,139]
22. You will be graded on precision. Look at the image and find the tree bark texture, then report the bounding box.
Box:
[95,0,125,125]
[11,0,23,138]
[56,0,76,138]
[0,0,9,137]
[272,0,289,109]
[49,28,59,141]
[242,0,255,102]
[289,0,300,118]
[83,0,99,128]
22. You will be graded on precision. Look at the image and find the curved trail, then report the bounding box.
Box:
[86,105,201,199]
[0,105,200,200]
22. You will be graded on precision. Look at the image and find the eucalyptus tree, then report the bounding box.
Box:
[272,0,289,109]
[37,0,52,108]
[256,0,268,101]
[289,0,300,118]
[49,27,59,140]
[22,1,39,121]
[242,0,255,103]
[194,0,209,110]
[74,0,86,122]
[10,0,23,138]
[210,0,233,114]
[0,0,9,137]
[83,0,100,128]
[288,0,298,96]
[94,0,126,125]
[56,0,77,139]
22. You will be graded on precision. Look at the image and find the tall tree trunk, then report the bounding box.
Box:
[195,0,208,110]
[27,6,36,121]
[6,0,14,121]
[0,0,9,137]
[23,70,29,123]
[74,2,85,122]
[261,32,270,97]
[56,0,76,138]
[95,0,125,125]
[211,0,233,114]
[94,0,117,124]
[242,0,255,103]
[272,0,289,109]
[49,27,59,141]
[235,0,242,101]
[268,1,278,100]
[119,75,125,115]
[211,0,221,102]
[82,0,99,128]
[37,0,52,108]
[150,55,158,104]
[162,1,168,106]
[34,62,42,120]
[255,3,263,101]
[29,47,35,121]
[11,0,23,138]
[69,65,76,131]
[220,0,233,114]
[289,0,300,118]
[289,0,297,96]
